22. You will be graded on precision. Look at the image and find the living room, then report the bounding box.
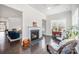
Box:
[0,4,79,54]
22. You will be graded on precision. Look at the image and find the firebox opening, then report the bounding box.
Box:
[31,30,39,41]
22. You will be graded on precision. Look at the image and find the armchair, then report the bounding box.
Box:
[47,40,77,54]
[7,30,21,42]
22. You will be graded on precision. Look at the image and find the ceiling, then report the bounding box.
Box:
[29,4,72,16]
[0,5,22,18]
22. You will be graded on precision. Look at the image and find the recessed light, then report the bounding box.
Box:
[47,7,51,10]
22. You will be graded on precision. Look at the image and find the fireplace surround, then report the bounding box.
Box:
[28,27,42,41]
[28,27,42,45]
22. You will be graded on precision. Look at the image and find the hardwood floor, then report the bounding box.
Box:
[31,36,51,54]
[31,43,49,54]
[0,32,31,54]
[0,32,77,54]
[0,32,49,54]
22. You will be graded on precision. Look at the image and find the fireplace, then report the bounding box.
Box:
[31,30,39,41]
[28,27,42,42]
[28,27,42,45]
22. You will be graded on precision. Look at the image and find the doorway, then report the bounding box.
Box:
[0,21,6,51]
[0,21,6,32]
[42,19,46,36]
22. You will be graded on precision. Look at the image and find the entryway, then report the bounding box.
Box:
[0,21,6,52]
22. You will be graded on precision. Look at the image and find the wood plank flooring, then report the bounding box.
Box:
[0,32,49,54]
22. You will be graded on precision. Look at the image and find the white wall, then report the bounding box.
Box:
[0,5,22,30]
[72,5,79,27]
[46,11,72,35]
[8,17,22,30]
[5,4,46,39]
[22,5,46,39]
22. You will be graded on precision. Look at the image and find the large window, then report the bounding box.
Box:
[51,19,66,32]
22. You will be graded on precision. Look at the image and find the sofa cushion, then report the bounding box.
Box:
[8,31,20,39]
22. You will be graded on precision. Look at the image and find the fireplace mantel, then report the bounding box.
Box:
[28,26,40,30]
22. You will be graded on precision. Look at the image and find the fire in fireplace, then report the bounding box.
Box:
[31,30,39,41]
